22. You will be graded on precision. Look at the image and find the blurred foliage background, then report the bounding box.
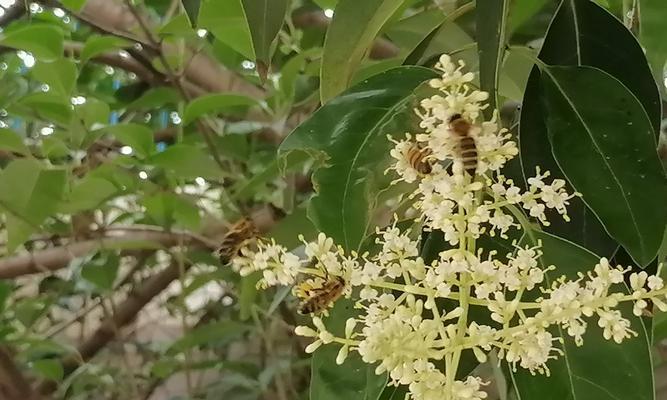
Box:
[0,0,664,399]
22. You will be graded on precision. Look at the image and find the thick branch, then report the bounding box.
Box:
[35,209,282,395]
[36,258,191,395]
[0,2,26,27]
[0,229,213,279]
[74,0,264,99]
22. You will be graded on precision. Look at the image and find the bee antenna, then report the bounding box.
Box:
[449,113,462,122]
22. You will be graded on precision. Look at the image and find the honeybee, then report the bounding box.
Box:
[448,113,478,176]
[215,217,259,264]
[407,143,433,175]
[296,275,346,315]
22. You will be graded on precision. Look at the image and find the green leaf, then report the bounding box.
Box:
[400,2,479,70]
[240,0,288,71]
[182,0,201,26]
[320,0,406,102]
[76,98,111,133]
[60,0,86,11]
[13,92,72,126]
[142,192,201,230]
[31,359,64,382]
[239,273,259,321]
[167,320,249,354]
[310,298,388,400]
[183,93,258,125]
[80,35,131,63]
[199,0,255,60]
[149,144,220,179]
[62,176,119,214]
[510,231,653,400]
[477,0,509,113]
[386,8,475,65]
[80,253,120,291]
[507,0,549,34]
[0,24,64,61]
[31,58,77,97]
[127,87,180,110]
[106,123,154,158]
[159,13,196,37]
[0,159,66,251]
[639,0,667,89]
[519,0,660,257]
[231,151,308,201]
[0,128,29,155]
[279,66,436,251]
[540,65,667,267]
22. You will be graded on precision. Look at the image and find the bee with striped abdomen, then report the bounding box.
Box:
[296,275,346,315]
[407,143,433,175]
[448,113,478,176]
[215,217,259,264]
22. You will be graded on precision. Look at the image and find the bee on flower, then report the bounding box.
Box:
[223,53,667,400]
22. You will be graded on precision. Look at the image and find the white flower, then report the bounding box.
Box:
[597,310,636,343]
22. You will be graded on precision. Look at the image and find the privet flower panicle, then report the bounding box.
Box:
[229,54,667,400]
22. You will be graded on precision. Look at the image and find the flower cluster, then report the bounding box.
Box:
[228,55,667,400]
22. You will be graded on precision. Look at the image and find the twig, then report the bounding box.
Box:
[0,346,41,400]
[36,258,192,395]
[122,0,227,172]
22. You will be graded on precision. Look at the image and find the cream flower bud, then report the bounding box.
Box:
[336,345,349,365]
[305,340,323,353]
[295,325,317,337]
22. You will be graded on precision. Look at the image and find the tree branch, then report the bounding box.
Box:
[36,258,191,395]
[0,2,27,27]
[0,347,42,400]
[34,208,282,395]
[0,228,214,279]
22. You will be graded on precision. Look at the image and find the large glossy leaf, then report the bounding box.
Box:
[240,0,288,73]
[279,67,437,251]
[477,0,509,113]
[540,65,667,266]
[198,0,254,60]
[320,0,406,103]
[0,159,66,251]
[310,298,388,400]
[510,231,653,400]
[519,0,660,257]
[638,0,667,89]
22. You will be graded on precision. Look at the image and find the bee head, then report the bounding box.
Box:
[449,113,463,123]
